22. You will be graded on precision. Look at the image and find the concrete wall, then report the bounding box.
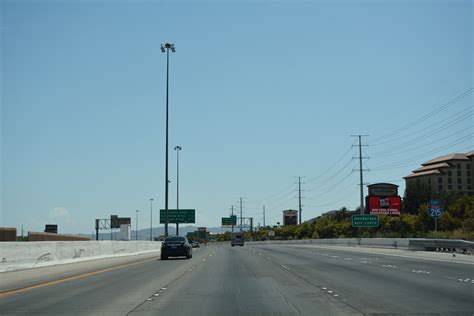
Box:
[28,231,91,241]
[0,241,161,272]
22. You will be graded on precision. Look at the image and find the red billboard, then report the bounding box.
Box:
[368,196,401,215]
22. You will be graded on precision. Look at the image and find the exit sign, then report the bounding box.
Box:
[352,214,379,227]
[222,216,237,226]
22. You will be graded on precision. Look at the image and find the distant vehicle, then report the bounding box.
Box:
[191,240,200,248]
[161,236,192,260]
[231,233,245,247]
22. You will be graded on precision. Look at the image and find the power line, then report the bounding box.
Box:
[306,168,357,203]
[371,88,473,144]
[305,143,355,184]
[305,158,354,192]
[372,127,472,159]
[246,182,295,205]
[371,106,472,149]
[250,143,355,207]
[263,189,297,207]
[264,194,297,217]
[306,184,359,209]
[371,134,473,171]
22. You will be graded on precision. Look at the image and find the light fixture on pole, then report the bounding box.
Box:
[161,42,175,237]
[174,145,182,235]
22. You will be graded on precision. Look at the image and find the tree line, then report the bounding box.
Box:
[215,184,474,241]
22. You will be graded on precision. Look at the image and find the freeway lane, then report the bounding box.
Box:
[1,243,473,315]
[249,244,474,315]
[0,246,211,315]
[130,244,359,315]
[131,244,474,315]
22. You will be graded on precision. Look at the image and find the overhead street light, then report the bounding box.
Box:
[161,42,175,237]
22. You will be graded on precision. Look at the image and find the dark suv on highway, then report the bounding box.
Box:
[161,236,192,260]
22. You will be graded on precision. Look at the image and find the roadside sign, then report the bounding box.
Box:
[428,208,443,218]
[160,209,195,224]
[352,214,379,227]
[267,230,275,237]
[222,215,237,226]
[428,200,443,219]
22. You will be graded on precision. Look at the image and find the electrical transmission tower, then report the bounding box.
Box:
[351,135,369,214]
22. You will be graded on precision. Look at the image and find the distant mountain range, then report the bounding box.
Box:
[90,225,240,240]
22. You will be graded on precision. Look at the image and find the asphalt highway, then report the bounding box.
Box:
[0,243,473,315]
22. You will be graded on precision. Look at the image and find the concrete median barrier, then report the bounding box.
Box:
[248,238,410,249]
[0,241,162,272]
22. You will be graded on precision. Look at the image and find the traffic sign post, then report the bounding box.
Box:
[428,200,443,232]
[352,214,379,228]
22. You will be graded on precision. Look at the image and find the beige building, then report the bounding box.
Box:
[404,151,474,194]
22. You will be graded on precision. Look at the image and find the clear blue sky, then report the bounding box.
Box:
[1,0,472,234]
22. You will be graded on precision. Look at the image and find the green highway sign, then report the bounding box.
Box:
[221,218,231,226]
[222,215,237,226]
[160,209,195,224]
[352,214,379,227]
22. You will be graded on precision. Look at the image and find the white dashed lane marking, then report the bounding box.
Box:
[280,264,290,271]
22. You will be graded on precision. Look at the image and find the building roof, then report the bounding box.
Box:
[404,169,441,179]
[466,150,474,157]
[367,183,399,188]
[422,153,470,166]
[413,162,450,173]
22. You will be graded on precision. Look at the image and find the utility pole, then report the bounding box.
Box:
[298,176,302,225]
[230,205,234,233]
[351,135,369,214]
[263,205,266,228]
[240,197,243,232]
[136,210,139,240]
[149,198,154,241]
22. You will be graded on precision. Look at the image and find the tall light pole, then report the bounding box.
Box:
[174,145,182,236]
[136,210,139,240]
[149,198,154,241]
[161,42,175,237]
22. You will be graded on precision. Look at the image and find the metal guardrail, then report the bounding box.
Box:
[248,238,473,254]
[408,239,474,254]
[248,238,411,249]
